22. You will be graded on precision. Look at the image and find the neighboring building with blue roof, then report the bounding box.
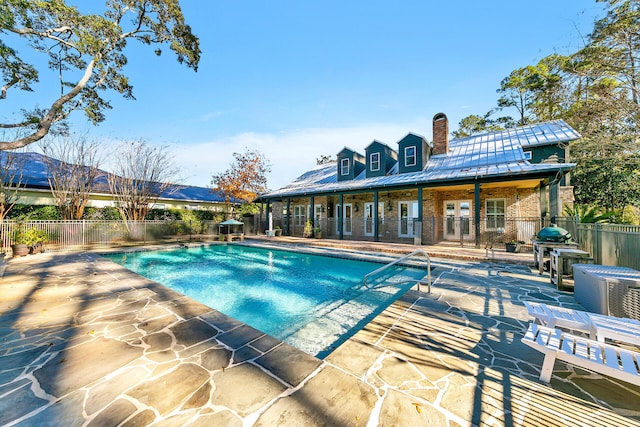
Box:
[1,151,227,212]
[258,113,579,246]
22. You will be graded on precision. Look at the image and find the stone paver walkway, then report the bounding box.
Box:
[1,243,639,426]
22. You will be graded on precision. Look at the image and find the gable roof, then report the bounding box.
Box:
[1,151,227,204]
[260,119,579,199]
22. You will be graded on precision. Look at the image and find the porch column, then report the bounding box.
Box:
[373,191,379,242]
[549,178,560,222]
[286,198,291,236]
[416,187,423,245]
[540,181,548,224]
[266,200,272,232]
[338,193,344,240]
[259,202,264,233]
[474,182,481,248]
[309,196,315,228]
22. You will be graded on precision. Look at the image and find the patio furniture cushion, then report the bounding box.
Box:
[522,322,640,385]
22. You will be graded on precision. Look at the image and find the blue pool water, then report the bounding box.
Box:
[104,244,427,358]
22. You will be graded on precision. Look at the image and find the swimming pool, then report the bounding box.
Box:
[104,244,427,358]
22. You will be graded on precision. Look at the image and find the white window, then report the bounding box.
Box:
[293,205,306,226]
[370,152,380,171]
[340,158,350,175]
[486,199,506,230]
[524,151,532,160]
[405,146,416,167]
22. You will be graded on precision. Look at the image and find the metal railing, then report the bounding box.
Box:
[271,216,546,251]
[363,249,431,293]
[0,219,231,253]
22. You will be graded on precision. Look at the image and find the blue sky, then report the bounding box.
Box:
[8,1,605,190]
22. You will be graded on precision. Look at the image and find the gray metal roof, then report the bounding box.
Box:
[262,120,579,199]
[1,151,227,204]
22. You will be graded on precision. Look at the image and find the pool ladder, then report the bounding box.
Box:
[363,249,432,293]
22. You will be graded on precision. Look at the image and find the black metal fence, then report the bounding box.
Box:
[264,216,547,252]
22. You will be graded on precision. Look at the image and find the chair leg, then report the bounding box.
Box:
[539,351,557,383]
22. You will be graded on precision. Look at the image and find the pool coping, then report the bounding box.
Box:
[98,240,438,358]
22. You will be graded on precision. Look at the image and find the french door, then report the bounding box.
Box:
[398,201,419,237]
[364,202,385,236]
[336,204,353,235]
[443,200,472,240]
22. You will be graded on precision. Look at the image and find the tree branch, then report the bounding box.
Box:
[0,57,97,150]
[1,76,20,99]
[7,26,78,51]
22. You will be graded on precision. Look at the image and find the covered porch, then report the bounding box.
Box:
[261,176,566,252]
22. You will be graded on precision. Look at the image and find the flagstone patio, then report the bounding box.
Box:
[1,243,639,426]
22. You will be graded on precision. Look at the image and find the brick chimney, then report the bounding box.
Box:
[432,113,449,155]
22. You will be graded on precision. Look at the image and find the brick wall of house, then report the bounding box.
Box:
[263,183,554,243]
[560,186,575,212]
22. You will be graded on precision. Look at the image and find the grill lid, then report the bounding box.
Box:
[537,224,572,243]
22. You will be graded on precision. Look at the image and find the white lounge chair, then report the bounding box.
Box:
[523,301,591,333]
[523,301,640,345]
[522,322,640,385]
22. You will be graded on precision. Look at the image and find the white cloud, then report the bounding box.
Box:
[195,110,227,122]
[171,119,433,190]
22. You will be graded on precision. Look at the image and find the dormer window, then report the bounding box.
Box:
[370,153,380,172]
[405,146,416,167]
[341,158,350,175]
[524,151,532,160]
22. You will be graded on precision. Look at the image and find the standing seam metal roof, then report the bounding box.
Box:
[1,151,226,203]
[261,119,580,199]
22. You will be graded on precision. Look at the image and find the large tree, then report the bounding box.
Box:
[590,0,640,104]
[0,0,200,150]
[455,0,640,213]
[496,66,538,126]
[212,149,271,215]
[107,140,179,221]
[451,111,514,138]
[41,135,103,220]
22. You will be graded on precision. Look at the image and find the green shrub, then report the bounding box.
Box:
[9,204,61,220]
[563,204,615,223]
[12,225,49,246]
[83,206,122,220]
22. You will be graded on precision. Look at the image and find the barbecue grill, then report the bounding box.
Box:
[536,224,573,243]
[533,224,579,273]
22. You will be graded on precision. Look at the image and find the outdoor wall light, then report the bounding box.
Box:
[354,203,359,212]
[387,201,393,211]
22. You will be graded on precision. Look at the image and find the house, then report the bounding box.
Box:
[0,151,228,212]
[257,113,579,246]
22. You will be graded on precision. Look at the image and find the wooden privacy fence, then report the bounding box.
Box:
[556,218,640,270]
[0,220,231,253]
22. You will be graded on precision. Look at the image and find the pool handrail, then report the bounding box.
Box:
[363,249,431,293]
